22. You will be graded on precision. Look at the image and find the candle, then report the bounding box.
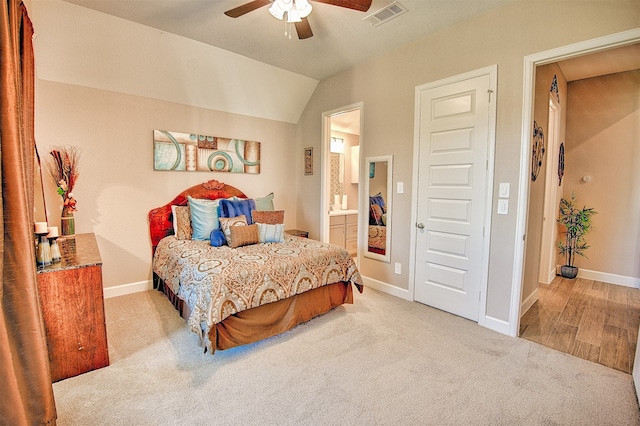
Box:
[47,226,59,238]
[35,222,48,234]
[342,195,348,210]
[334,195,340,206]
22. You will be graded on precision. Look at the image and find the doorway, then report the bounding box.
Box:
[320,103,363,258]
[511,29,640,338]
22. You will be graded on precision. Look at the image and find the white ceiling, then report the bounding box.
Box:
[61,0,520,80]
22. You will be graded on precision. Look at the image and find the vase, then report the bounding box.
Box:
[61,206,75,236]
[560,265,578,279]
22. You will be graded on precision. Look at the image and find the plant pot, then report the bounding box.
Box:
[560,265,578,279]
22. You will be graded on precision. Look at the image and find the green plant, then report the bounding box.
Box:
[556,192,597,267]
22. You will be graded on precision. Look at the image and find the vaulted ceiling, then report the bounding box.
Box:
[62,0,519,80]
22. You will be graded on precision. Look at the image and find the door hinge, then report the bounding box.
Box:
[487,89,494,102]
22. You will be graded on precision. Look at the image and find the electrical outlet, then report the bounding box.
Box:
[395,262,402,274]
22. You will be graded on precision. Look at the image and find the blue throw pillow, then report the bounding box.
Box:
[188,196,222,240]
[219,198,257,224]
[210,228,226,247]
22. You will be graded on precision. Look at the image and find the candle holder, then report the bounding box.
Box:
[49,236,61,263]
[35,232,52,268]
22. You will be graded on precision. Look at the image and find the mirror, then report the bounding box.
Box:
[364,155,392,262]
[34,146,48,224]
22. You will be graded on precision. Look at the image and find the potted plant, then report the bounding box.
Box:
[556,192,597,279]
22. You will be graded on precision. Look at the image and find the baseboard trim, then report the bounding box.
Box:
[361,275,411,300]
[104,280,152,299]
[575,269,640,289]
[483,315,511,335]
[520,287,538,317]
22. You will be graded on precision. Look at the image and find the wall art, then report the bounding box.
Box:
[558,142,565,186]
[550,74,560,103]
[304,147,313,175]
[153,130,260,174]
[531,121,545,182]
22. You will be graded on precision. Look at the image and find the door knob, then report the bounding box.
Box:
[416,223,424,230]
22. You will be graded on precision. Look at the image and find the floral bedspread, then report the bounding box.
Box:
[153,235,363,349]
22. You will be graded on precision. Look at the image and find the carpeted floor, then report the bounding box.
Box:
[53,287,640,425]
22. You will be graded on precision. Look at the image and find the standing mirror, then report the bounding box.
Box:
[364,155,392,262]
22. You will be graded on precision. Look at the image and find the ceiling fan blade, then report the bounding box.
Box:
[312,0,373,12]
[295,18,313,39]
[224,0,271,18]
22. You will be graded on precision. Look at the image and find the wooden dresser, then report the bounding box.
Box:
[36,233,109,382]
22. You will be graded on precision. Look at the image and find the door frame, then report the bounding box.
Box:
[320,102,364,251]
[409,65,497,327]
[510,28,640,337]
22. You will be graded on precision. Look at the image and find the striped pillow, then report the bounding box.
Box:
[257,223,285,243]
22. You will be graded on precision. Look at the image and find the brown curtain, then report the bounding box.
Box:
[0,1,57,424]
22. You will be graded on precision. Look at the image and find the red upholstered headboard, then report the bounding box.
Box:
[148,180,246,255]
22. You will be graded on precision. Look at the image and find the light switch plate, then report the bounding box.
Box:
[395,262,402,274]
[498,199,509,215]
[397,182,404,194]
[499,182,510,198]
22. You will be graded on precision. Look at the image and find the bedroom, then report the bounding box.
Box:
[3,0,640,424]
[27,0,639,334]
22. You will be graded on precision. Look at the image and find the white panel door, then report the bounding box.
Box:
[414,74,491,321]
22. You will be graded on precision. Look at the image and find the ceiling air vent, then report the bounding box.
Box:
[363,1,408,27]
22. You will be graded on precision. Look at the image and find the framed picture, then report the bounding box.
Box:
[304,147,313,176]
[153,130,261,174]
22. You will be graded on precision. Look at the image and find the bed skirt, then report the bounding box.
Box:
[153,274,353,353]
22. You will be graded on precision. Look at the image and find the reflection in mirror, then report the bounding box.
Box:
[34,146,48,223]
[364,155,392,262]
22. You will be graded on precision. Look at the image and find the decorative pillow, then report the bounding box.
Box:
[219,215,248,246]
[188,196,222,240]
[219,199,257,224]
[255,193,275,211]
[370,203,384,226]
[210,228,226,247]
[229,224,259,248]
[257,223,285,243]
[381,212,387,226]
[251,210,284,225]
[171,205,192,240]
[370,192,386,213]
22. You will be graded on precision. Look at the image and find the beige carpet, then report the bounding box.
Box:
[53,287,640,425]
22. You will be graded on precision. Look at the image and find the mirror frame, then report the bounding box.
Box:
[364,155,392,263]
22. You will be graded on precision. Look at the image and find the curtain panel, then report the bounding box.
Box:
[0,1,57,424]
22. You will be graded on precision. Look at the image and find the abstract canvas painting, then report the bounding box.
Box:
[153,130,260,174]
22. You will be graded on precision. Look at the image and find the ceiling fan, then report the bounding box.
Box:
[224,0,373,40]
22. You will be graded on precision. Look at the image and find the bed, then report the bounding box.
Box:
[149,180,363,354]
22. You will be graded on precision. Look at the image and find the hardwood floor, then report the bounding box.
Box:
[519,276,640,374]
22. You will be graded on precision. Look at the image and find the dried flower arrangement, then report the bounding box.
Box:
[47,145,81,213]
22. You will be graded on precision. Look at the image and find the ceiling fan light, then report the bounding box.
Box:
[268,2,286,20]
[295,0,312,18]
[287,7,302,23]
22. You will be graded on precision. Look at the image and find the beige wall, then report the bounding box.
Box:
[295,1,639,321]
[521,63,568,307]
[564,70,640,278]
[36,81,297,289]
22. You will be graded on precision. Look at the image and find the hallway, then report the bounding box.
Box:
[519,276,640,373]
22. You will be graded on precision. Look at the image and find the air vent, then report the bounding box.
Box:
[363,1,408,27]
